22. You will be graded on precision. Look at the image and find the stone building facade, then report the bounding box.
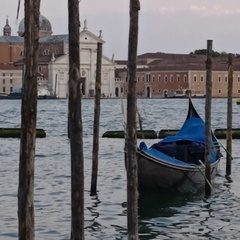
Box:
[115,53,240,98]
[0,16,116,98]
[1,16,240,99]
[0,64,22,96]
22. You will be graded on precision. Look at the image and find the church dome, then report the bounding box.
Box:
[3,18,11,36]
[18,14,52,37]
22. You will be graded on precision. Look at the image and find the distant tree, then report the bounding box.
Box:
[190,49,228,57]
[220,51,228,56]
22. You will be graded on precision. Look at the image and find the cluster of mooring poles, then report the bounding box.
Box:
[15,0,234,239]
[16,0,140,238]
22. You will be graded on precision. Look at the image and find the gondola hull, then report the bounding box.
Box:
[136,98,222,194]
[137,150,220,193]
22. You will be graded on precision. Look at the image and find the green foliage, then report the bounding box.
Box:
[190,49,228,57]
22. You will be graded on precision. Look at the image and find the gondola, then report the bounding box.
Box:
[137,98,222,193]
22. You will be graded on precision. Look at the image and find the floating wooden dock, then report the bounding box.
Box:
[102,130,157,139]
[214,128,240,139]
[103,128,240,139]
[0,128,46,138]
[158,129,178,138]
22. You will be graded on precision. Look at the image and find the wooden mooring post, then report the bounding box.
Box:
[91,41,102,196]
[68,0,84,238]
[205,40,213,197]
[18,0,40,239]
[226,54,233,175]
[125,0,140,239]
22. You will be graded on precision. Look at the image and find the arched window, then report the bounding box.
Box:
[43,49,50,55]
[20,49,25,56]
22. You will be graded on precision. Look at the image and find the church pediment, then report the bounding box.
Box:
[80,30,105,45]
[79,19,105,45]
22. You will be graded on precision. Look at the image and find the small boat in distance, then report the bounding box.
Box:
[137,98,222,194]
[5,88,56,100]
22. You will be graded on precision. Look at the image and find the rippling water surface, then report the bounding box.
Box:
[0,98,240,239]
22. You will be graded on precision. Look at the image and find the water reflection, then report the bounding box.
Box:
[137,172,240,240]
[139,192,187,218]
[1,99,240,239]
[86,194,101,220]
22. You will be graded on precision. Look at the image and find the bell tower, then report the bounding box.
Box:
[3,18,11,36]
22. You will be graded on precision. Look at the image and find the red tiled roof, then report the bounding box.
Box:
[0,63,22,70]
[117,52,240,71]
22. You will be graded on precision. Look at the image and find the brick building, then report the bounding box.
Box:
[0,16,115,98]
[115,52,240,98]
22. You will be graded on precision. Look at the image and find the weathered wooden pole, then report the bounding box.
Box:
[18,0,40,239]
[68,0,84,239]
[226,54,233,175]
[90,41,102,196]
[205,40,213,197]
[125,0,140,239]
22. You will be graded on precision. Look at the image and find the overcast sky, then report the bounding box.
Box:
[1,0,240,60]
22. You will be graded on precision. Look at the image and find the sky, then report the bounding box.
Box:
[1,0,240,60]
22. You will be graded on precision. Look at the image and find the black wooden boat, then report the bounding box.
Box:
[137,98,222,193]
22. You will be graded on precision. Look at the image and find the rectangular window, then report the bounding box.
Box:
[3,79,5,84]
[3,87,6,92]
[158,75,161,82]
[225,76,228,82]
[218,76,221,82]
[218,89,222,93]
[201,76,204,82]
[148,74,151,82]
[170,75,173,82]
[194,76,197,82]
[152,76,155,82]
[177,75,180,82]
[164,75,168,82]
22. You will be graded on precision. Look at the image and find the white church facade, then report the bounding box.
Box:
[48,28,116,99]
[0,16,116,98]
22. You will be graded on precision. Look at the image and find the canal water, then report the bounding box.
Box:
[0,98,240,239]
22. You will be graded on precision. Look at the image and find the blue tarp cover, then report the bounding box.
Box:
[139,99,221,165]
[139,115,220,165]
[140,147,194,167]
[161,117,206,144]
